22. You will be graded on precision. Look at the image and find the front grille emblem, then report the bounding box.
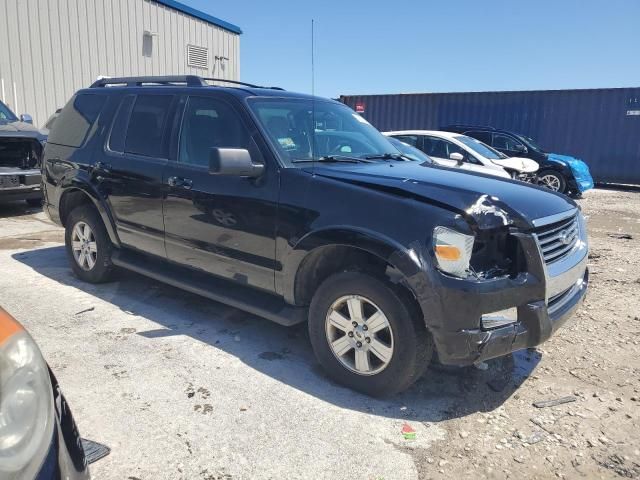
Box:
[558,229,572,245]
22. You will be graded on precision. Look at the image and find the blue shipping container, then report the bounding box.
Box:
[340,88,640,185]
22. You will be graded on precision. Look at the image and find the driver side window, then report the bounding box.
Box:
[179,96,250,167]
[493,134,523,151]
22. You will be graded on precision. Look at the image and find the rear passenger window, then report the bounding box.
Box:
[108,95,135,153]
[178,96,249,167]
[48,94,107,147]
[124,95,173,158]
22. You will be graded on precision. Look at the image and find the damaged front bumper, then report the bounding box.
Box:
[426,209,589,366]
[0,168,42,202]
[433,268,588,366]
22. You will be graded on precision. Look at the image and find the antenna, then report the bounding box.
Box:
[311,19,316,172]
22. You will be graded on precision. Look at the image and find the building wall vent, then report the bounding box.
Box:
[187,45,208,69]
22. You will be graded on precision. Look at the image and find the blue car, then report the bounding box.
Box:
[441,125,594,197]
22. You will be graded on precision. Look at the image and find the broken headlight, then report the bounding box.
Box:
[469,228,523,280]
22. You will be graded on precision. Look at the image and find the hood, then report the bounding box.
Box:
[491,156,539,173]
[308,162,576,230]
[0,120,47,141]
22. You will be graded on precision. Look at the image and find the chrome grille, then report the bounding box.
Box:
[534,213,580,264]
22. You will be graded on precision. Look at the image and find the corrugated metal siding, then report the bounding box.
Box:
[341,88,640,184]
[0,0,240,126]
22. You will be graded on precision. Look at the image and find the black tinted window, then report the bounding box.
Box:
[179,96,249,167]
[125,95,173,158]
[108,95,135,153]
[48,94,106,147]
[493,133,523,151]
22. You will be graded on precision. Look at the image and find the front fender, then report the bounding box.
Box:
[280,226,426,305]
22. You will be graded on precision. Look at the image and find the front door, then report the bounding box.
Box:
[492,133,527,158]
[162,94,279,293]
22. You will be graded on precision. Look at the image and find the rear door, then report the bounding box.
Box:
[101,92,176,258]
[162,93,279,293]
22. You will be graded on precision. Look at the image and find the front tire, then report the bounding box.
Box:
[308,271,432,396]
[65,205,114,283]
[538,170,567,193]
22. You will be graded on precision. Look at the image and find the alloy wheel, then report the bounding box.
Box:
[539,174,561,191]
[71,221,98,271]
[325,295,394,375]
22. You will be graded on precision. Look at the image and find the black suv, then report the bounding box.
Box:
[441,125,594,197]
[43,76,589,396]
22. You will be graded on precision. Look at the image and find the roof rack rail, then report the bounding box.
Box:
[89,75,285,91]
[200,78,285,90]
[90,76,206,88]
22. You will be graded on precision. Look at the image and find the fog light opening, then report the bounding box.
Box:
[481,307,518,330]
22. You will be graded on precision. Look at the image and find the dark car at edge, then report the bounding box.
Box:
[42,76,589,396]
[441,125,594,197]
[0,100,46,206]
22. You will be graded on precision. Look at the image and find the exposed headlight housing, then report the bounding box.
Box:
[0,309,54,480]
[433,226,475,278]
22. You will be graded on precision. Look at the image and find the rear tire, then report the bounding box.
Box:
[65,205,114,283]
[308,271,432,397]
[538,170,567,193]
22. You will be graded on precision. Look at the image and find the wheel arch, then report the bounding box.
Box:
[284,227,426,311]
[58,183,120,247]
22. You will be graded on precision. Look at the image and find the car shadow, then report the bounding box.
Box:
[0,201,42,218]
[13,246,541,422]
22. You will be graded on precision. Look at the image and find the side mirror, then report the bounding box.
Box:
[209,148,264,177]
[513,144,528,154]
[20,113,33,124]
[449,152,464,164]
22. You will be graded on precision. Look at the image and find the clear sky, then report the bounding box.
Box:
[185,0,640,98]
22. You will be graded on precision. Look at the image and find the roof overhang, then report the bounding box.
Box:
[153,0,242,34]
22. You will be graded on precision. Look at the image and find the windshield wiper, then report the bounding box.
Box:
[364,152,411,161]
[292,155,372,164]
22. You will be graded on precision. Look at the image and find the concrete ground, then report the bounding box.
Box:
[0,188,638,480]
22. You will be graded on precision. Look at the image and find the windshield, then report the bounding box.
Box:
[0,101,17,122]
[386,137,432,163]
[248,98,399,165]
[516,134,545,153]
[454,135,503,159]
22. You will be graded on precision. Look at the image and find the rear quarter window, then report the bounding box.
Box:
[47,94,107,147]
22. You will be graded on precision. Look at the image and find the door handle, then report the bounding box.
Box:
[167,176,193,189]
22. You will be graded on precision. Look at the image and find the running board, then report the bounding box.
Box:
[111,250,306,327]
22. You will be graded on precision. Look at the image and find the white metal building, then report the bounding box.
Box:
[0,0,242,126]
